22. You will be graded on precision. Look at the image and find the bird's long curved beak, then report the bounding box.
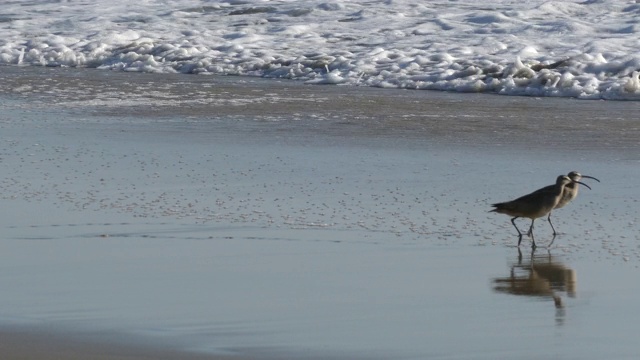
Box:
[581,175,600,182]
[573,180,591,190]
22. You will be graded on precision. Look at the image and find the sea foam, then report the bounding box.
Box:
[1,0,640,99]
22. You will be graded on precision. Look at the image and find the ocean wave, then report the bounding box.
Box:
[2,0,640,99]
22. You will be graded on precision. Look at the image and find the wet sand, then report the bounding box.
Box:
[0,328,241,360]
[1,66,640,359]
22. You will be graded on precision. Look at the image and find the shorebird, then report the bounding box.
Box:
[530,171,600,235]
[490,175,591,248]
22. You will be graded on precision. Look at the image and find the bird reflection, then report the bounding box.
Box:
[493,248,576,325]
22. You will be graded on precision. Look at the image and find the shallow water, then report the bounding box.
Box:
[6,226,638,360]
[1,67,640,359]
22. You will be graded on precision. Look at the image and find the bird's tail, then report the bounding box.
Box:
[489,203,508,214]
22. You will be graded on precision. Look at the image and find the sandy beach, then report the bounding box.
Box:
[1,66,640,359]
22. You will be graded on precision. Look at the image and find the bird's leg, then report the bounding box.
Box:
[547,213,557,236]
[547,234,557,248]
[517,234,523,247]
[526,219,535,237]
[510,217,522,236]
[511,217,525,247]
[529,219,537,249]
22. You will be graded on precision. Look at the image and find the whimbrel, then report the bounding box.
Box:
[530,171,600,235]
[490,175,591,248]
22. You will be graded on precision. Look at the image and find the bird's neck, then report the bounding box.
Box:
[565,182,578,190]
[555,182,567,194]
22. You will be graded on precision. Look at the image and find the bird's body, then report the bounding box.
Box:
[491,182,564,219]
[491,175,591,248]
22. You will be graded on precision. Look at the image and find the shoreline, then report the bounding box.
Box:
[1,65,639,155]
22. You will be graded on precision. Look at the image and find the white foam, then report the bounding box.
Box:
[1,0,640,99]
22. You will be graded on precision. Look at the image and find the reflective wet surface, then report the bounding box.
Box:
[1,66,640,359]
[494,247,576,324]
